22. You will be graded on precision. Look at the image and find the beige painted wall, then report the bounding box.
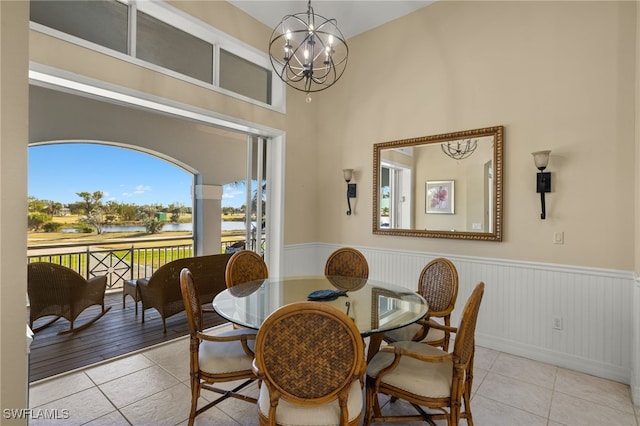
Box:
[637,0,640,277]
[313,0,637,270]
[1,0,29,420]
[412,141,493,232]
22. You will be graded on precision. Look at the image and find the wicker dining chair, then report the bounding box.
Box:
[252,301,366,426]
[225,250,268,288]
[27,262,111,335]
[384,257,459,351]
[179,268,257,425]
[365,282,485,426]
[324,247,369,279]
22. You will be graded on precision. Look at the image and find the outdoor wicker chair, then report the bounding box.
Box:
[365,282,485,425]
[324,247,369,279]
[137,253,232,333]
[179,268,257,425]
[252,301,366,426]
[384,257,459,351]
[27,262,111,335]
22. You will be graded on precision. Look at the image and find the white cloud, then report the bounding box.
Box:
[122,185,152,198]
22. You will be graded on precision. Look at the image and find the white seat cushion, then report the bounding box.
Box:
[257,380,363,426]
[199,329,255,375]
[366,341,453,399]
[384,322,445,344]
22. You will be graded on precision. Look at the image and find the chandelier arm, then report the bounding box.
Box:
[309,56,336,84]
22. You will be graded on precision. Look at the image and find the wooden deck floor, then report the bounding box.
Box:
[28,290,226,383]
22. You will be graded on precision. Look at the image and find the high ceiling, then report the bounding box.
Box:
[227,1,435,40]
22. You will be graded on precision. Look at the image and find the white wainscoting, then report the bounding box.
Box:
[632,277,640,405]
[283,243,637,391]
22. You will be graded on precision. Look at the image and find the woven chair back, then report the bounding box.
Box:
[254,301,365,405]
[418,257,459,316]
[225,250,268,288]
[324,247,369,279]
[453,282,485,368]
[28,262,86,303]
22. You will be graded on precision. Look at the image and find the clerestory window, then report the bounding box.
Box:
[30,0,281,110]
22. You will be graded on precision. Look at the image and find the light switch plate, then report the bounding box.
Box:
[553,232,564,244]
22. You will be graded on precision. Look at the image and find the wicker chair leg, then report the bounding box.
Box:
[364,378,377,424]
[30,316,61,333]
[122,280,140,315]
[57,306,112,335]
[188,382,198,426]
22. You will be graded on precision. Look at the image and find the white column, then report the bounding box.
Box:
[194,184,223,255]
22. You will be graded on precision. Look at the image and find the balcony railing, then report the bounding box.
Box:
[27,236,252,291]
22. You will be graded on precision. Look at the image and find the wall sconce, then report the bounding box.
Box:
[343,169,356,216]
[532,150,551,220]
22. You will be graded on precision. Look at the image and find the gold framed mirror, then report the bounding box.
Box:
[373,125,503,241]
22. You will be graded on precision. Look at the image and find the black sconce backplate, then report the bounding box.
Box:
[347,183,357,198]
[536,172,551,193]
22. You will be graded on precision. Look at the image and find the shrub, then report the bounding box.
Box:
[144,218,164,234]
[76,224,94,233]
[28,213,51,231]
[43,222,63,232]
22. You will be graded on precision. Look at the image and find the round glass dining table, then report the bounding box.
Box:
[212,275,428,360]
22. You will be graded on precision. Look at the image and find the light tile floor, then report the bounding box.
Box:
[29,324,640,426]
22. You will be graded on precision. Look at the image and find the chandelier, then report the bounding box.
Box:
[268,0,349,102]
[441,139,478,160]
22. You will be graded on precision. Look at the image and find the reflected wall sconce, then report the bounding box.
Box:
[532,150,551,220]
[343,169,356,216]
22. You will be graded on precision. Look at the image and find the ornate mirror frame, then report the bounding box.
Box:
[372,125,503,241]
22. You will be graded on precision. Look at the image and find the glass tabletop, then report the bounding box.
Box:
[212,275,428,337]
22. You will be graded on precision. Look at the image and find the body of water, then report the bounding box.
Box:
[62,221,253,233]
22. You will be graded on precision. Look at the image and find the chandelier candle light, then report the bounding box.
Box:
[269,0,349,102]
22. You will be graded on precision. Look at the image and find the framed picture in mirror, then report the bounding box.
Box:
[426,180,454,214]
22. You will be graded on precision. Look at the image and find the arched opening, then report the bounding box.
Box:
[28,141,197,284]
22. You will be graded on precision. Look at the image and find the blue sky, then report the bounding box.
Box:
[28,144,246,208]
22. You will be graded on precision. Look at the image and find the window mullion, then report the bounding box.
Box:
[245,136,254,251]
[128,1,137,57]
[213,44,220,88]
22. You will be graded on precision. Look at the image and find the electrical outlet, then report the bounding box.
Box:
[553,316,563,330]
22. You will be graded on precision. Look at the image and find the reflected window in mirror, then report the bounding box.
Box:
[373,126,503,241]
[380,159,412,229]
